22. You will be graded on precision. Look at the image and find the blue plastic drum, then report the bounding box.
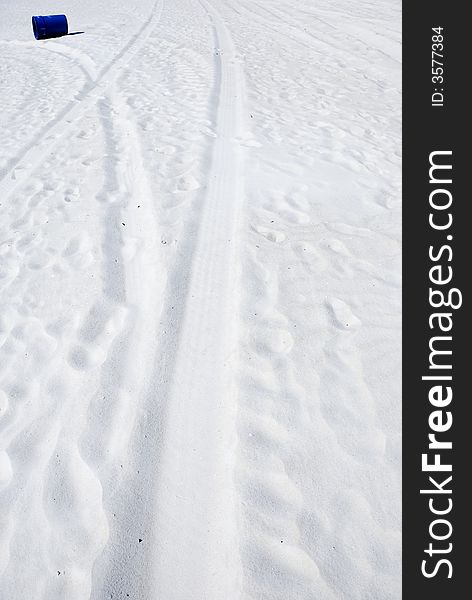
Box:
[32,15,68,40]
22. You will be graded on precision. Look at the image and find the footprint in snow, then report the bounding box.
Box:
[254,225,285,243]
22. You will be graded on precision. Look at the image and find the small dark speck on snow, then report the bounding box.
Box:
[122,222,126,226]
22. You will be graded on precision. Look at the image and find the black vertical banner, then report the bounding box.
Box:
[403,3,469,598]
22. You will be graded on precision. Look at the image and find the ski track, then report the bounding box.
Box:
[0,1,401,599]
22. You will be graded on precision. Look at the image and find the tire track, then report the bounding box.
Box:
[85,76,168,598]
[151,1,246,597]
[0,0,163,202]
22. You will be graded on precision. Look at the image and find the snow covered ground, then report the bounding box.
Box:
[0,1,401,598]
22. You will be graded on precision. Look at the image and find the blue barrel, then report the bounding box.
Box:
[32,15,68,40]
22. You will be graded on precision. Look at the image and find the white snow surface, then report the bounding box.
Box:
[0,1,401,599]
